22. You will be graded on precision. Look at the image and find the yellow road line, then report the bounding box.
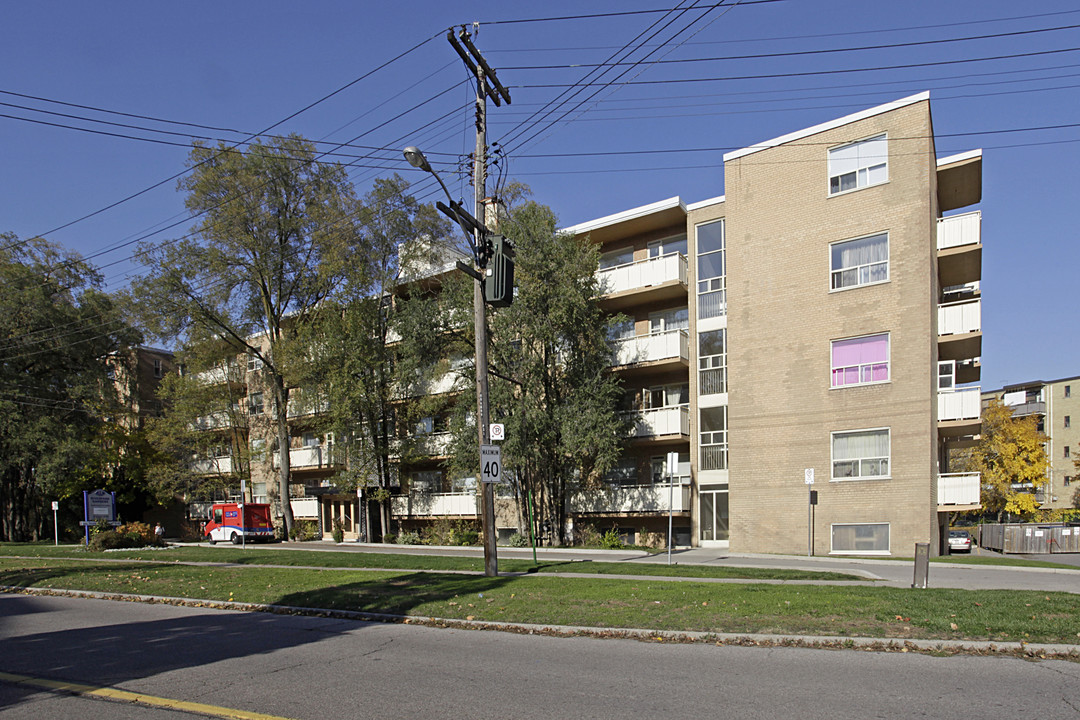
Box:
[0,670,296,720]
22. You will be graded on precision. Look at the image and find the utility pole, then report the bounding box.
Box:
[448,26,511,577]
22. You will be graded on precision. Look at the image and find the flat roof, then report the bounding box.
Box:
[723,91,931,162]
[561,196,685,236]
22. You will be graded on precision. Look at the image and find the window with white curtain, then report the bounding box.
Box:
[649,307,688,334]
[831,523,890,554]
[831,333,889,387]
[828,134,887,195]
[830,233,888,290]
[832,428,890,480]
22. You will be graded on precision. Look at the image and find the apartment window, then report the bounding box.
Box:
[699,406,728,471]
[302,433,320,448]
[831,333,889,387]
[606,458,639,485]
[832,428,890,480]
[250,438,266,460]
[937,360,955,391]
[247,392,264,416]
[599,246,634,270]
[696,220,726,320]
[106,365,116,380]
[1066,476,1073,487]
[649,307,688,334]
[1065,446,1071,459]
[247,354,264,372]
[609,317,636,342]
[830,233,888,290]
[1066,416,1071,429]
[644,383,688,409]
[828,133,887,195]
[831,523,890,554]
[153,358,163,378]
[1066,385,1072,398]
[699,329,727,395]
[648,234,687,258]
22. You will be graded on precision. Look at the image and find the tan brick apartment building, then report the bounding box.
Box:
[195,92,984,555]
[984,378,1080,510]
[564,91,983,555]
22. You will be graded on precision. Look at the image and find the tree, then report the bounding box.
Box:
[133,136,366,536]
[972,399,1049,520]
[470,191,625,545]
[294,175,461,540]
[0,235,141,540]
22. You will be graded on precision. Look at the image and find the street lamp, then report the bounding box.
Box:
[403,146,498,577]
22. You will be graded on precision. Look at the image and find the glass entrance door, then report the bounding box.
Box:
[699,488,729,542]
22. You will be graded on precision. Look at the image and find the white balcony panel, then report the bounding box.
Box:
[391,492,478,517]
[290,497,320,519]
[191,456,233,474]
[597,253,687,295]
[192,412,234,430]
[569,482,691,514]
[414,432,452,457]
[938,299,981,336]
[938,387,981,421]
[937,211,981,250]
[938,472,981,505]
[273,445,336,470]
[614,330,689,366]
[287,397,329,417]
[624,406,690,438]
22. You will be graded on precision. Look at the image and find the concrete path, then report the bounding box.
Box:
[266,540,1080,594]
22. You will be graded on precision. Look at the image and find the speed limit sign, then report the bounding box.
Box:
[481,444,502,483]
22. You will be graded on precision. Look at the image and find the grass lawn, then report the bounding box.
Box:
[0,544,861,581]
[1,551,1078,645]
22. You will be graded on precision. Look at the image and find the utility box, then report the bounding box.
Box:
[912,542,930,588]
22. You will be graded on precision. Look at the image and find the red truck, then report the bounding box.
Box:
[203,502,274,544]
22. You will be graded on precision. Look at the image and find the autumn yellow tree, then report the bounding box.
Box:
[972,399,1049,520]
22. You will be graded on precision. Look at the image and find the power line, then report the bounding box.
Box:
[481,0,784,25]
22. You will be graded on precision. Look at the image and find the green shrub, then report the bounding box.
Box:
[289,519,318,541]
[600,528,624,550]
[398,530,422,545]
[382,533,397,544]
[331,518,345,544]
[507,532,530,548]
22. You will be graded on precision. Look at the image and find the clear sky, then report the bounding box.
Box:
[2,1,1078,391]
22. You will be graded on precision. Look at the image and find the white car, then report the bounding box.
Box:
[948,530,973,553]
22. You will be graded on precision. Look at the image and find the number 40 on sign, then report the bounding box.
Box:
[481,444,503,483]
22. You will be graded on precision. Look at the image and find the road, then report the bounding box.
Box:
[2,594,1078,719]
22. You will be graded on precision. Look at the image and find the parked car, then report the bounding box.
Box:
[948,529,973,553]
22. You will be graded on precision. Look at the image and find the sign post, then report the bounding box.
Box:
[81,489,118,546]
[667,451,679,565]
[804,469,815,557]
[51,501,59,546]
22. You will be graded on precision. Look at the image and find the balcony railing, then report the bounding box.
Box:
[413,432,452,457]
[391,491,478,517]
[191,456,233,475]
[1005,400,1045,417]
[568,481,691,514]
[938,472,981,506]
[613,329,689,366]
[597,253,687,296]
[938,386,981,422]
[623,405,690,438]
[939,298,981,336]
[937,211,981,250]
[273,445,337,470]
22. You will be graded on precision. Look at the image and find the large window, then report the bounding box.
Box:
[831,523,890,554]
[649,307,688,334]
[832,428,890,480]
[644,383,689,409]
[247,392,264,416]
[699,329,727,395]
[648,234,687,258]
[599,246,634,270]
[699,406,728,471]
[830,233,888,290]
[831,333,889,387]
[696,220,726,320]
[828,134,887,195]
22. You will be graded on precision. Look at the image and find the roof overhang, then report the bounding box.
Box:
[937,149,983,212]
[561,197,687,244]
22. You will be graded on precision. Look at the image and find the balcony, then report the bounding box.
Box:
[612,330,689,369]
[273,445,338,470]
[413,432,452,458]
[624,406,690,440]
[938,298,981,362]
[191,456,233,475]
[287,397,329,418]
[192,412,236,431]
[596,253,688,311]
[937,212,981,288]
[568,481,691,515]
[938,472,981,509]
[1005,400,1045,418]
[391,491,478,517]
[938,387,981,437]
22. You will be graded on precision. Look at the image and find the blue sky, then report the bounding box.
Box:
[2,1,1078,391]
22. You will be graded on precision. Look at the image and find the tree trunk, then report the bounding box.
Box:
[272,375,294,536]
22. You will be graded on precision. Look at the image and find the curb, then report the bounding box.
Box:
[4,585,1078,660]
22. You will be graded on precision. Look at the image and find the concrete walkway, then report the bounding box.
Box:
[269,540,1080,594]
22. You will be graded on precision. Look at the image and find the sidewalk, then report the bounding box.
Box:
[275,540,1080,594]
